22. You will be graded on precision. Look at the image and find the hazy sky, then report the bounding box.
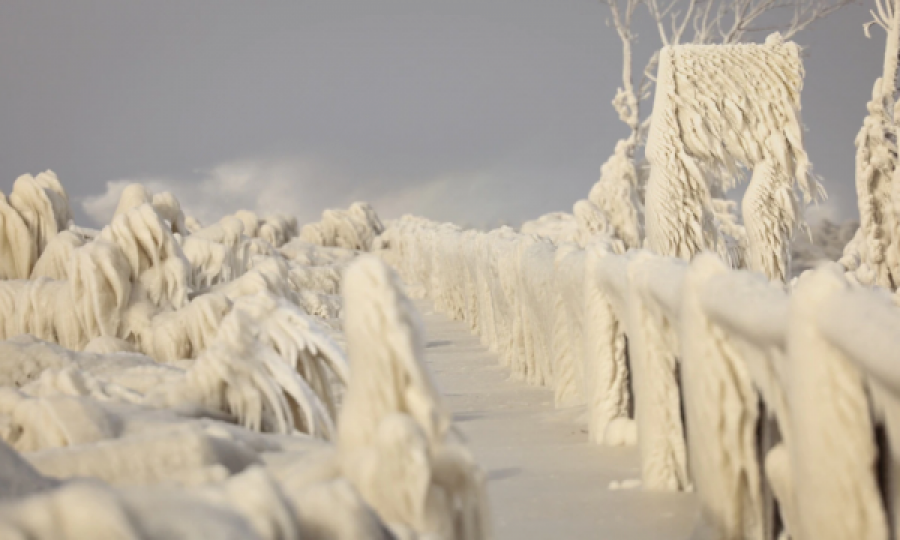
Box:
[0,1,884,228]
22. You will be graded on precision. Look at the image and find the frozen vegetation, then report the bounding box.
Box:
[0,173,488,539]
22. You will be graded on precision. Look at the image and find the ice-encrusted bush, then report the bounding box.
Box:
[0,175,489,539]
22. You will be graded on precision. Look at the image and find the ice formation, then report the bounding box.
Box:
[382,36,892,531]
[582,238,631,444]
[365,23,899,540]
[0,191,36,280]
[786,267,887,540]
[339,256,488,539]
[587,139,644,250]
[2,16,898,540]
[844,76,900,289]
[644,35,821,281]
[0,176,488,539]
[300,203,384,251]
[387,208,896,539]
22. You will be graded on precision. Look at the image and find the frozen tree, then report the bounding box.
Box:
[599,0,854,146]
[588,140,645,249]
[842,0,900,289]
[643,36,822,281]
[588,0,852,250]
[586,0,650,248]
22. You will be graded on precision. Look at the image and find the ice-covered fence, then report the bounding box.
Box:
[681,255,789,540]
[790,269,894,540]
[597,251,691,491]
[380,215,900,540]
[683,259,900,540]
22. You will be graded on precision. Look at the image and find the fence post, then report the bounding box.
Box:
[787,266,888,540]
[679,253,764,539]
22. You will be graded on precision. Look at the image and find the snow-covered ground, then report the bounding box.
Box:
[417,299,699,539]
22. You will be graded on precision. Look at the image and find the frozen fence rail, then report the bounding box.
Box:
[819,285,900,540]
[380,216,900,540]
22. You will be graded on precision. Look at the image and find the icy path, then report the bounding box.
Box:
[417,300,699,539]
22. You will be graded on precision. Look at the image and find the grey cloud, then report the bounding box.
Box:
[0,1,883,227]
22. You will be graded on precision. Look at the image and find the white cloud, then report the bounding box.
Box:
[80,157,344,228]
[80,156,532,230]
[365,172,482,219]
[803,196,845,226]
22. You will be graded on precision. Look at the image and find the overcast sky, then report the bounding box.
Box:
[0,1,883,228]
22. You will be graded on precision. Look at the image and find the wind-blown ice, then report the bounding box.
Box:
[0,175,489,539]
[644,35,821,281]
[384,204,898,539]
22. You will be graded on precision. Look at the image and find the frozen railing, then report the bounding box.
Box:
[380,215,900,540]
